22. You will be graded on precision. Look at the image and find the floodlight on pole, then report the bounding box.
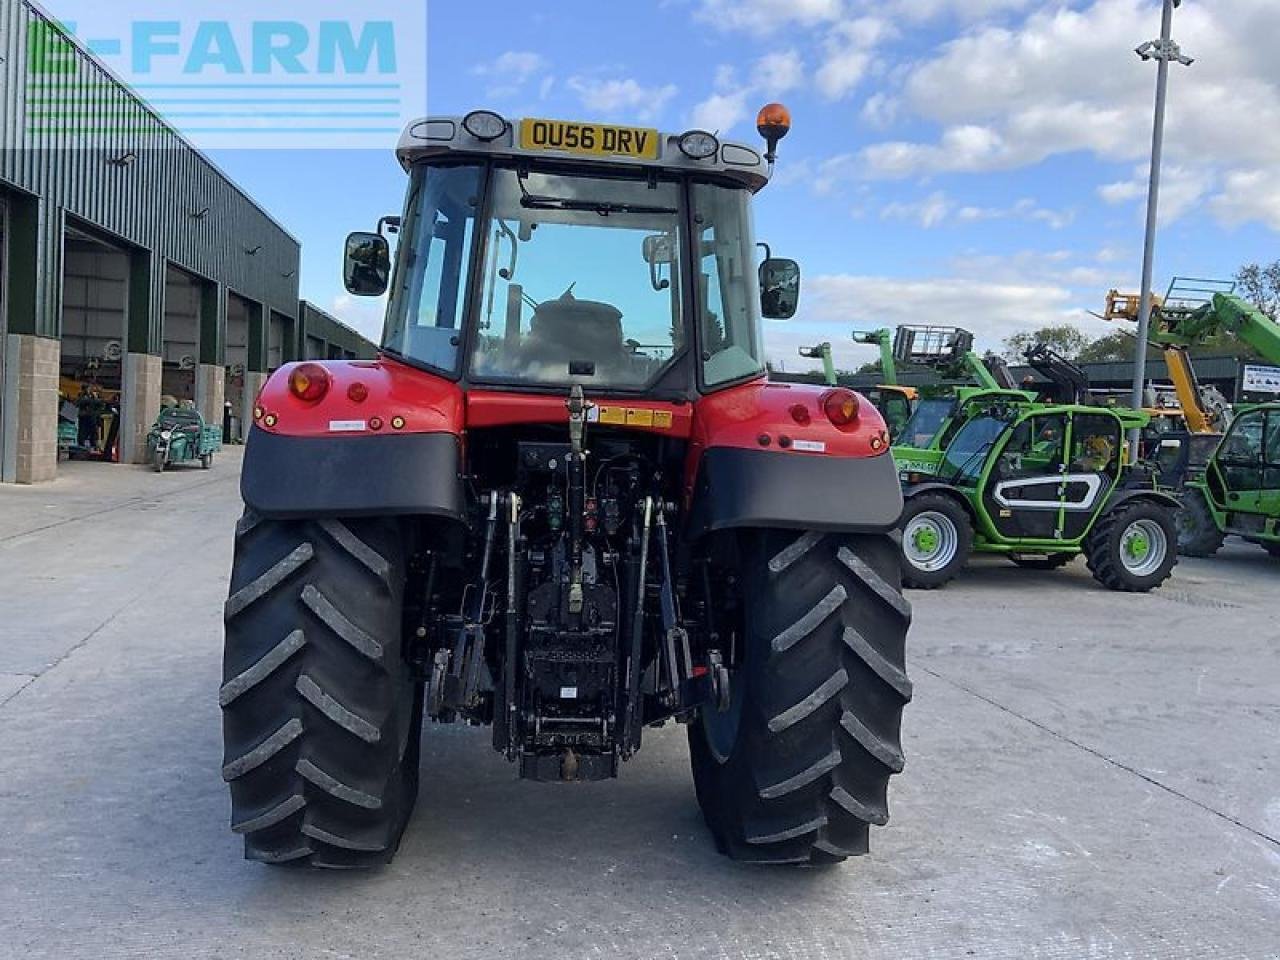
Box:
[1128,0,1193,461]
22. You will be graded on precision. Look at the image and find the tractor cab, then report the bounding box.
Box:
[343,110,800,398]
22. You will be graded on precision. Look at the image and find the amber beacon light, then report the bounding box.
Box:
[756,102,792,163]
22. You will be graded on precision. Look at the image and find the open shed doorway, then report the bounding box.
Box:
[225,292,259,443]
[161,264,206,408]
[60,226,130,464]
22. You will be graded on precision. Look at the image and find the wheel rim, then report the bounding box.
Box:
[1120,518,1168,576]
[904,511,959,572]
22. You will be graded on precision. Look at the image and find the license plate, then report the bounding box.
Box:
[519,118,660,160]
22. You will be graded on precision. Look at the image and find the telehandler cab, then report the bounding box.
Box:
[221,106,912,868]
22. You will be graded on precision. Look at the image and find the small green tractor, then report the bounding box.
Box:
[896,397,1179,591]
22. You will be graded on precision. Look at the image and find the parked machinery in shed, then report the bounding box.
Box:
[220,106,913,869]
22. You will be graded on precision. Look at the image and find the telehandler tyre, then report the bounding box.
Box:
[1084,500,1177,592]
[221,510,422,868]
[689,531,912,864]
[898,494,972,589]
[1176,488,1225,557]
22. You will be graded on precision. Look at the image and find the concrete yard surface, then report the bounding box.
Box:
[1,452,1278,959]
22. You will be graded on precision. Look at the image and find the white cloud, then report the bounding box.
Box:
[860,92,899,128]
[843,0,1280,231]
[695,0,842,34]
[471,51,551,99]
[472,51,548,82]
[1099,164,1214,223]
[690,91,749,133]
[891,0,1032,21]
[566,77,678,122]
[815,17,894,100]
[880,192,1074,230]
[1210,168,1280,231]
[690,51,803,134]
[768,273,1096,369]
[755,50,805,95]
[881,191,953,228]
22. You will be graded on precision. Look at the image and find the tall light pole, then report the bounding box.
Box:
[1129,0,1193,459]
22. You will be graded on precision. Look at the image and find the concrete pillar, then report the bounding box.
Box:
[195,363,225,426]
[119,352,161,465]
[1,334,59,484]
[240,371,267,442]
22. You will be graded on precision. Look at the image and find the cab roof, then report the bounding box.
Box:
[396,114,772,192]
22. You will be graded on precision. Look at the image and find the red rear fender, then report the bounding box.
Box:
[253,357,464,438]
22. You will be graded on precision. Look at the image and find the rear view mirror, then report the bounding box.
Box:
[759,257,800,319]
[642,234,675,265]
[643,235,675,292]
[344,231,391,296]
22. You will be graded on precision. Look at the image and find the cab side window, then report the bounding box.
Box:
[1069,414,1121,475]
[996,414,1067,480]
[1220,413,1265,491]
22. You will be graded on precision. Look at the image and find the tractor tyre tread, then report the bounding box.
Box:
[689,531,911,865]
[221,510,422,869]
[1176,488,1225,557]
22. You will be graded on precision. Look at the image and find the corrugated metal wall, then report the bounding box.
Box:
[299,301,379,360]
[0,0,300,358]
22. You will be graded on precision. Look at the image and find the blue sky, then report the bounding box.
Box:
[191,0,1280,373]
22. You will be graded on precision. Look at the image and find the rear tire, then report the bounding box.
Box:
[899,494,972,589]
[201,453,213,470]
[1084,500,1177,592]
[689,531,912,864]
[1176,488,1225,557]
[1262,542,1280,560]
[221,510,422,868]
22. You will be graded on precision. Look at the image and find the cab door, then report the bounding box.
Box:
[1058,412,1123,540]
[1211,409,1274,526]
[981,412,1069,540]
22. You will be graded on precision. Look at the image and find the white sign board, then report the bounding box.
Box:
[1242,364,1280,396]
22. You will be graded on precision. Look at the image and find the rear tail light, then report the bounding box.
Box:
[821,388,860,426]
[288,363,331,404]
[789,403,811,425]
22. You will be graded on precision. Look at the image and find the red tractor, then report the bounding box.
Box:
[221,106,912,868]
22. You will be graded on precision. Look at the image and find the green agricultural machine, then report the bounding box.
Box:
[1139,291,1280,559]
[896,396,1179,592]
[890,325,1035,466]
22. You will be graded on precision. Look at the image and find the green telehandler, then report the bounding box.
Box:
[889,325,1037,470]
[1130,291,1280,559]
[896,395,1179,591]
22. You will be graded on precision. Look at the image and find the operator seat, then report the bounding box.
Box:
[523,289,627,376]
